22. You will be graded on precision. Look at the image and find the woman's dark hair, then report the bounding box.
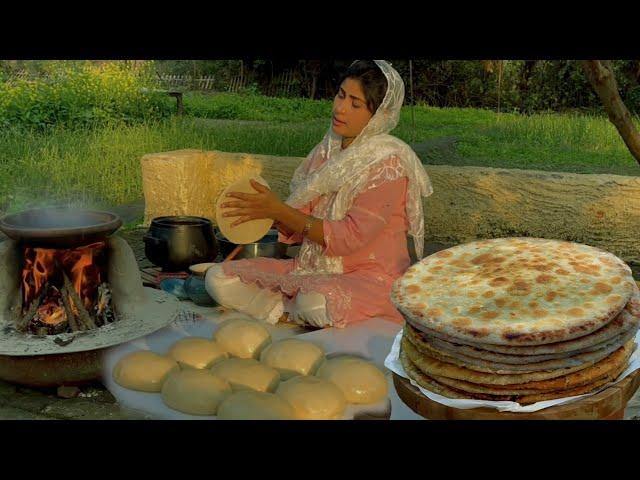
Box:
[338,60,388,114]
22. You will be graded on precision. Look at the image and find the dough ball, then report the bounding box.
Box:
[210,358,280,393]
[260,339,325,380]
[316,356,388,404]
[168,337,228,370]
[276,376,347,420]
[113,350,179,392]
[161,369,232,415]
[213,318,271,359]
[217,390,296,420]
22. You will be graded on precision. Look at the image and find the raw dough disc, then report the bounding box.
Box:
[216,175,274,244]
[113,350,179,393]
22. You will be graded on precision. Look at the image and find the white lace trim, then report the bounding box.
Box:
[291,156,410,276]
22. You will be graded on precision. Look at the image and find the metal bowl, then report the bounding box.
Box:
[215,229,287,260]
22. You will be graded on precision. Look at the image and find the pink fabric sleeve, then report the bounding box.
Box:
[322,176,408,257]
[277,201,313,245]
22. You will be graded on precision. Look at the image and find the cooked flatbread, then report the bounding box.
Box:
[404,323,638,368]
[429,354,632,396]
[215,175,274,245]
[417,323,637,365]
[400,335,633,386]
[400,349,630,404]
[404,293,640,356]
[405,327,631,374]
[392,238,636,346]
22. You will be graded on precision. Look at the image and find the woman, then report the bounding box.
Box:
[205,60,433,328]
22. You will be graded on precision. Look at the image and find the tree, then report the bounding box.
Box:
[581,60,640,164]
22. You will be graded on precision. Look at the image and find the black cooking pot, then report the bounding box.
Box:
[144,216,218,272]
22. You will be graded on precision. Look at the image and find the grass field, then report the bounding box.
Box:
[1,92,639,214]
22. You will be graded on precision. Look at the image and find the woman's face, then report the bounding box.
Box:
[332,77,374,141]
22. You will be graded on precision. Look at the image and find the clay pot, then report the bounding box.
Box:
[0,350,104,388]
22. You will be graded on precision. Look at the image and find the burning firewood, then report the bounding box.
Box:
[62,271,96,331]
[94,282,116,326]
[29,285,69,335]
[16,288,45,332]
[60,283,80,332]
[18,242,118,335]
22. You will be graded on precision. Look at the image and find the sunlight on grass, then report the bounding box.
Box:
[1,97,639,213]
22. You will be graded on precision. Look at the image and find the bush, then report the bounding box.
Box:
[625,86,640,115]
[0,62,173,131]
[183,92,332,122]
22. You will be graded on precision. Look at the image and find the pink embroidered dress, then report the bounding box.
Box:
[222,155,411,327]
[221,60,433,328]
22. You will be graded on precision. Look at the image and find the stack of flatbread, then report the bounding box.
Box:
[390,237,640,404]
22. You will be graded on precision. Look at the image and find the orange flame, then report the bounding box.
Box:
[22,242,106,315]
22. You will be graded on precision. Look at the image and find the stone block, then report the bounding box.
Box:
[140,149,640,266]
[141,149,302,226]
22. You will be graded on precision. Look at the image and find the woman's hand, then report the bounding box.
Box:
[221,179,285,227]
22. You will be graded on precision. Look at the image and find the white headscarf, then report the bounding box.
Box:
[286,60,433,274]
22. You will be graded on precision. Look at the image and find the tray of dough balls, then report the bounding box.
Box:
[102,312,392,420]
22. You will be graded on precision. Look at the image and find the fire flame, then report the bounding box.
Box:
[21,242,106,319]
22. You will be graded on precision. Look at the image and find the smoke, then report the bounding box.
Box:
[1,186,109,219]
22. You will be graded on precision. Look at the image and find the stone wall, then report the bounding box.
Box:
[141,149,640,266]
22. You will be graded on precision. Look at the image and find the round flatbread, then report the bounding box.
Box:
[400,349,630,404]
[405,301,640,356]
[161,369,231,415]
[217,390,296,420]
[407,321,638,366]
[429,353,632,396]
[392,237,636,346]
[113,351,179,393]
[216,175,274,244]
[400,335,633,386]
[403,323,636,372]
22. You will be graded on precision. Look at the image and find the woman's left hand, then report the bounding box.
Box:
[221,179,284,227]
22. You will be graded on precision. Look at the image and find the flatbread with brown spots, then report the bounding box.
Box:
[400,335,633,386]
[391,238,636,345]
[404,322,633,373]
[404,320,639,366]
[429,354,632,396]
[400,348,631,404]
[404,294,639,355]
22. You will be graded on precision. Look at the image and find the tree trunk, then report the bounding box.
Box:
[581,60,640,165]
[310,75,317,100]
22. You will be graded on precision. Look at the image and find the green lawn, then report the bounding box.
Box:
[1,93,639,214]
